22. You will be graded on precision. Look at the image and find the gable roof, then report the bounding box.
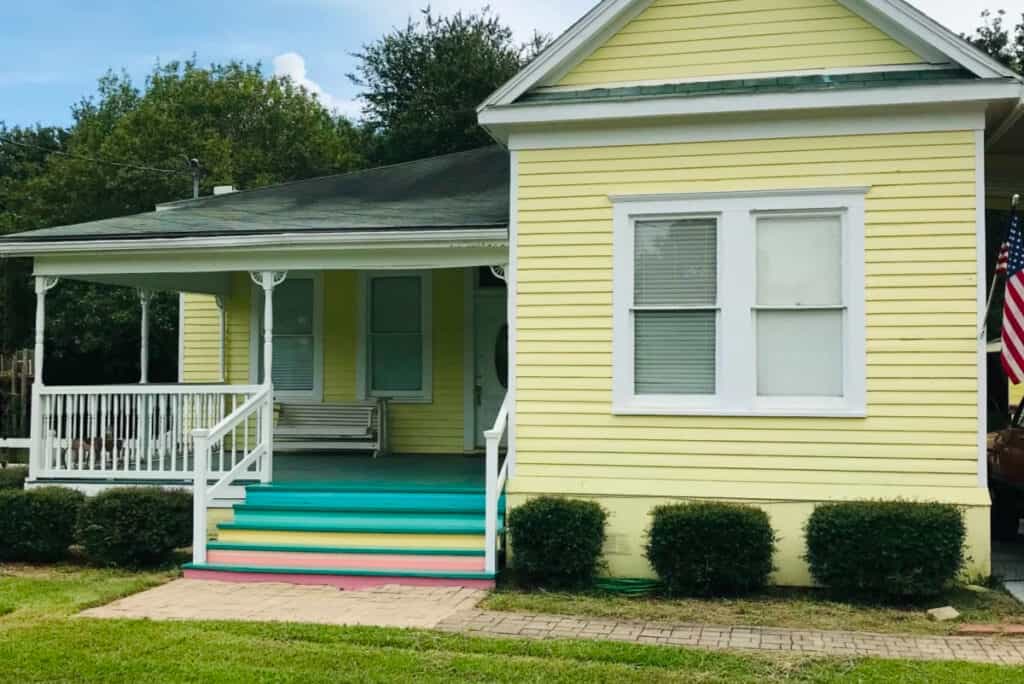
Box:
[479,0,1021,110]
[0,146,510,245]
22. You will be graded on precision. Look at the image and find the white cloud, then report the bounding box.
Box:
[272,51,360,118]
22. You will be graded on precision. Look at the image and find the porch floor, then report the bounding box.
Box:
[272,452,485,489]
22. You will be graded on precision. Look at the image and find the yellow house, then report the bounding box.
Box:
[1,0,1022,588]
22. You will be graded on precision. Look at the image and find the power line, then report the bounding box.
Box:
[0,136,187,175]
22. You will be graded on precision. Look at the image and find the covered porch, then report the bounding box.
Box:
[0,146,513,583]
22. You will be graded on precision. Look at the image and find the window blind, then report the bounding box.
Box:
[633,219,717,395]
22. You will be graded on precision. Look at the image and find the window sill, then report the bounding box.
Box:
[611,403,866,418]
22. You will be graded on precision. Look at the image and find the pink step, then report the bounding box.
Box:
[184,568,495,590]
[207,548,485,573]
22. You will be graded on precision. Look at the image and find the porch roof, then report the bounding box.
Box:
[0,146,510,246]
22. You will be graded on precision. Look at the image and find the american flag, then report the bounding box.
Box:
[1001,209,1024,383]
[997,241,1010,274]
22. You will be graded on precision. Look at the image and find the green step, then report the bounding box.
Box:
[206,542,484,556]
[184,563,495,580]
[234,494,506,515]
[219,513,503,535]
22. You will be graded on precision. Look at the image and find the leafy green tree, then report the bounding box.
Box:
[964,9,1023,74]
[350,7,547,164]
[0,60,364,384]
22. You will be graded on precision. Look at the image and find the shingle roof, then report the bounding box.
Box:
[518,69,975,105]
[3,146,510,242]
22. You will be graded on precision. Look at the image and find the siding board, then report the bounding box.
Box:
[512,130,979,497]
[557,0,923,86]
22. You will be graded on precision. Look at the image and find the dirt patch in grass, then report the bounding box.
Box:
[482,584,1024,636]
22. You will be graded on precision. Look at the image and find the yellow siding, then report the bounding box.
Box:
[512,130,987,582]
[180,293,222,382]
[557,0,924,87]
[191,269,468,454]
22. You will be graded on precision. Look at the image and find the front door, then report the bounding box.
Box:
[474,270,508,448]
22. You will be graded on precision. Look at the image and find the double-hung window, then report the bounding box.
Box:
[612,189,866,416]
[359,272,433,401]
[253,274,323,400]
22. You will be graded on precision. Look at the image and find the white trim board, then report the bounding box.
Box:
[482,80,1021,134]
[975,129,988,489]
[478,0,1019,112]
[2,228,509,257]
[507,104,987,150]
[462,267,475,452]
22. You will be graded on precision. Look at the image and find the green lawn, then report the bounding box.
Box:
[1,564,1024,683]
[483,584,1024,637]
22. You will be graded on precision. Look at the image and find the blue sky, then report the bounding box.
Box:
[1,0,1019,128]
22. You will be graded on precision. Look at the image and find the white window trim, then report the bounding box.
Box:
[612,188,867,418]
[356,270,434,403]
[248,271,324,402]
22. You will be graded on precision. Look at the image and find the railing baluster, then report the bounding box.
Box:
[88,394,96,471]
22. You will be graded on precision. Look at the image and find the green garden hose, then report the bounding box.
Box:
[594,577,663,596]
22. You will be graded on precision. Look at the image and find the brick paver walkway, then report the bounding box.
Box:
[81,579,1024,665]
[436,609,1024,665]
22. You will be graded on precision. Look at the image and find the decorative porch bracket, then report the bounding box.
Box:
[489,265,507,282]
[30,276,59,477]
[248,270,287,483]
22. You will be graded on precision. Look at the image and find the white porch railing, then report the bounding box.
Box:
[36,384,263,479]
[192,384,274,564]
[483,392,510,575]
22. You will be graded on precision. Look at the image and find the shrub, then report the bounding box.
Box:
[645,502,776,596]
[0,486,84,562]
[0,466,27,490]
[508,496,608,588]
[77,487,192,567]
[804,500,965,601]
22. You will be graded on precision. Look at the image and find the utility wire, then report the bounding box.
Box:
[0,136,187,175]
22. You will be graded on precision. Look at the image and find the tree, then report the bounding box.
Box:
[350,7,547,164]
[0,60,364,384]
[964,9,1023,74]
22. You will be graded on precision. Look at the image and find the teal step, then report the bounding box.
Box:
[220,511,503,535]
[184,563,495,581]
[247,482,483,494]
[239,490,505,514]
[206,541,484,556]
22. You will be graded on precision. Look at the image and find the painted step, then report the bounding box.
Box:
[223,510,503,535]
[183,563,496,590]
[241,489,505,514]
[215,528,485,550]
[206,548,486,573]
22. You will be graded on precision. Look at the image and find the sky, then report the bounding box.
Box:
[0,0,1021,128]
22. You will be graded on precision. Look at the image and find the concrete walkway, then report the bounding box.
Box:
[81,579,1024,665]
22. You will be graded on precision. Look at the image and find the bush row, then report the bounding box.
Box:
[0,486,192,567]
[508,496,966,600]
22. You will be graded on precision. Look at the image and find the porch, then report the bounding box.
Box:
[2,146,513,584]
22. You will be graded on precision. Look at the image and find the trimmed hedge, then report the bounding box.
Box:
[804,500,965,600]
[0,466,27,490]
[508,496,608,589]
[645,502,776,596]
[0,486,84,562]
[77,488,192,567]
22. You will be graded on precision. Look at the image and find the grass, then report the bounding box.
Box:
[482,584,1024,637]
[0,564,1022,682]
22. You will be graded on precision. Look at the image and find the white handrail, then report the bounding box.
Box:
[205,386,271,443]
[39,383,264,395]
[483,392,511,575]
[191,384,274,565]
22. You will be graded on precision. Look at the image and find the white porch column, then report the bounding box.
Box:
[251,271,286,483]
[30,276,59,477]
[138,289,152,384]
